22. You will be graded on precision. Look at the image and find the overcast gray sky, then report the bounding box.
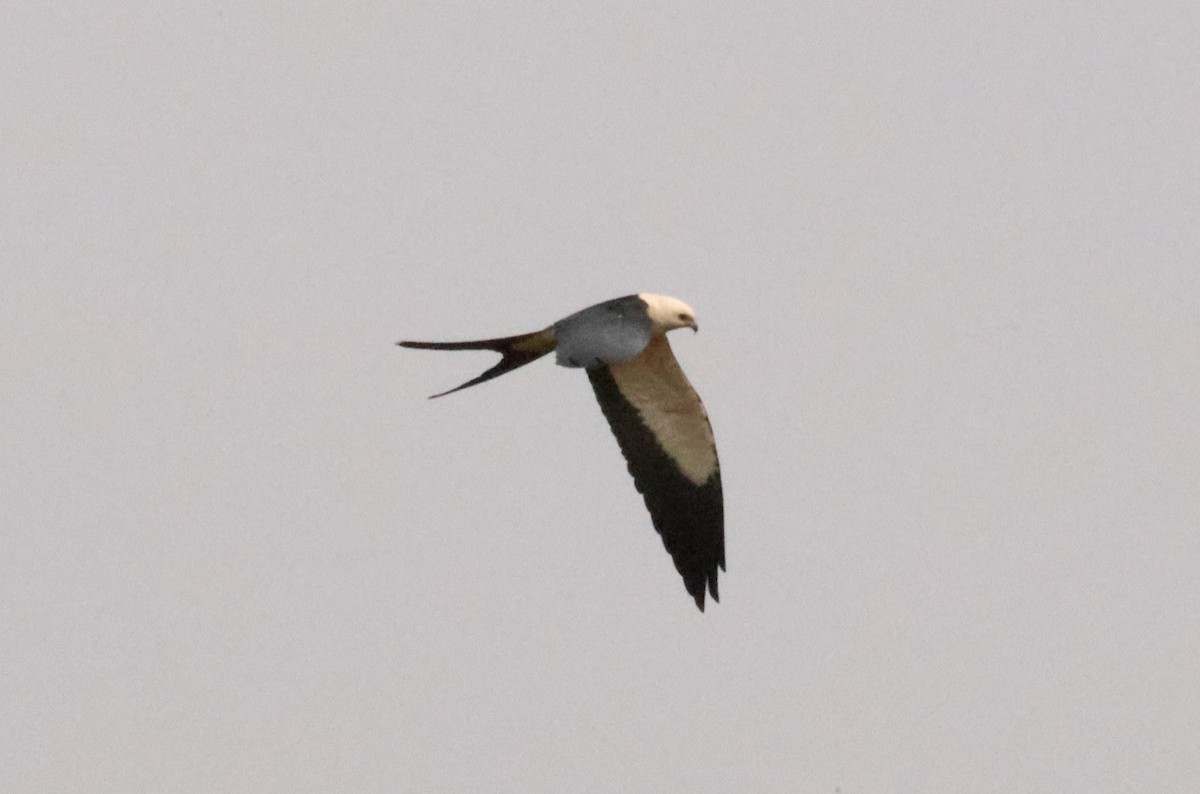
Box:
[3,3,1199,792]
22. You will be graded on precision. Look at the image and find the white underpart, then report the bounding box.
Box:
[607,334,718,485]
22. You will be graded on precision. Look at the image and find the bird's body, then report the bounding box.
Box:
[552,294,657,368]
[398,293,724,610]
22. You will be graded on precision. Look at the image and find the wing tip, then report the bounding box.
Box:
[687,570,722,612]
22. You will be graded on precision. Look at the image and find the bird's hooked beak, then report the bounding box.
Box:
[689,320,699,333]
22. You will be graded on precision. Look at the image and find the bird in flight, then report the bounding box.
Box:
[398,293,724,611]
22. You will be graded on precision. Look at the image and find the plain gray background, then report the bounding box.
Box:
[4,3,1198,792]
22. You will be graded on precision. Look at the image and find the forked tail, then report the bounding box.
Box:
[397,328,557,398]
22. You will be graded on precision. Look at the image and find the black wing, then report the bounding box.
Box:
[586,335,724,610]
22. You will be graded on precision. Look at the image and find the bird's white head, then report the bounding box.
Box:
[639,293,699,333]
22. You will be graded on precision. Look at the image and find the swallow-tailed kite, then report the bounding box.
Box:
[398,293,724,611]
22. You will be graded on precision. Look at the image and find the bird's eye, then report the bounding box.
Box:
[678,313,689,321]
